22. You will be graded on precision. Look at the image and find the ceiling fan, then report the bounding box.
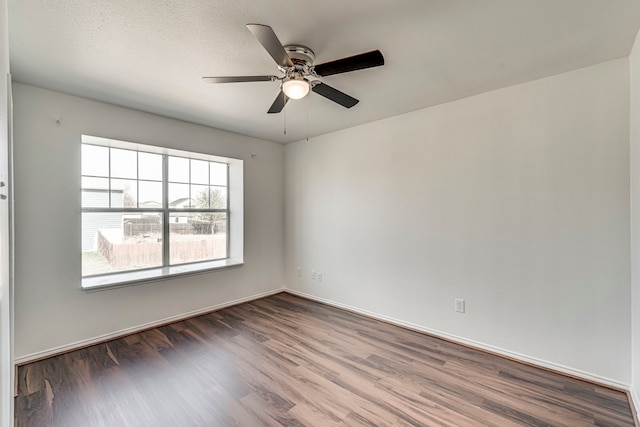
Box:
[203,24,385,114]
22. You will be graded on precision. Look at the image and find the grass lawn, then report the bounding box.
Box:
[82,251,113,276]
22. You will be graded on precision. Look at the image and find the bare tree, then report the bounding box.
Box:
[193,188,226,234]
[123,189,136,208]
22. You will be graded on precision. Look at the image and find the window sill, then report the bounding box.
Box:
[82,258,244,291]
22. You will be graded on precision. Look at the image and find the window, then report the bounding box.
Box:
[81,135,243,289]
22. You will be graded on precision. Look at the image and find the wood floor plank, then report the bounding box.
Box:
[15,292,636,426]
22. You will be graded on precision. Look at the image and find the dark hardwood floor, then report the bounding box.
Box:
[15,292,636,426]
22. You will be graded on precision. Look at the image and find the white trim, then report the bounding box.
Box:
[82,259,244,290]
[14,287,285,365]
[631,386,640,423]
[284,289,631,391]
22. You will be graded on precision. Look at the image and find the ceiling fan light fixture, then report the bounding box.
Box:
[282,76,310,100]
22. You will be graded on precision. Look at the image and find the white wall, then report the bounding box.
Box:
[630,28,640,415]
[285,58,631,385]
[12,83,285,359]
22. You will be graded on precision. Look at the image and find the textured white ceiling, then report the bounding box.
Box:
[8,1,640,144]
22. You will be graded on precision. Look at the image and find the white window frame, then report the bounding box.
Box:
[81,135,244,290]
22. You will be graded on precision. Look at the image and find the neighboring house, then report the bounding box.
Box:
[82,191,199,253]
[81,188,123,251]
[169,197,191,208]
[169,198,192,223]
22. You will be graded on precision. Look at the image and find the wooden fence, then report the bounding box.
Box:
[98,232,226,269]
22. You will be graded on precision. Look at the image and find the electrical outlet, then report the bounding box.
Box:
[454,298,465,313]
[311,271,316,280]
[317,272,322,282]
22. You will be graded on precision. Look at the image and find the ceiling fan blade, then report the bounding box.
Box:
[202,76,277,84]
[312,82,359,108]
[313,50,384,77]
[267,90,289,114]
[246,24,294,68]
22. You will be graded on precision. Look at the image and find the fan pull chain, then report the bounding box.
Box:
[283,106,287,135]
[306,94,309,142]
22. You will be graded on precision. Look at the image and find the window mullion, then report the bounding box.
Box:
[136,151,140,208]
[108,147,112,208]
[162,154,170,267]
[226,164,230,257]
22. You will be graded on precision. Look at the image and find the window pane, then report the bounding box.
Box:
[168,183,189,208]
[190,159,209,185]
[111,179,137,208]
[111,148,137,179]
[139,180,162,208]
[169,212,227,265]
[210,186,227,209]
[82,177,109,208]
[82,145,109,177]
[82,212,163,276]
[191,185,209,208]
[210,162,227,186]
[168,156,189,183]
[138,152,162,181]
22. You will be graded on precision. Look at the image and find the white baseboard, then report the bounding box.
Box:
[14,287,285,365]
[284,289,631,392]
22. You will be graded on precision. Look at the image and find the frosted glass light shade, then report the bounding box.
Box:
[282,78,310,100]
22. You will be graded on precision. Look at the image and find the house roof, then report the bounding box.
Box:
[169,198,192,208]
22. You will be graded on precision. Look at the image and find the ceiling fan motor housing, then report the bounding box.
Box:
[284,45,315,68]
